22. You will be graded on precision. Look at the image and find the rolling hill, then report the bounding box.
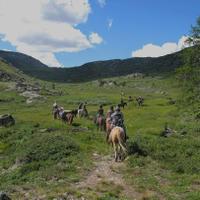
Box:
[0,48,186,83]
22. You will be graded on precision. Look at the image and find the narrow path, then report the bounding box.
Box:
[75,153,142,200]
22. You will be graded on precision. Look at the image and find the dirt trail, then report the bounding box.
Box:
[76,153,143,200]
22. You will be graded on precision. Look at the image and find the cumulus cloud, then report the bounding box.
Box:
[97,0,106,7]
[0,0,103,67]
[42,0,91,25]
[132,36,189,58]
[89,32,103,44]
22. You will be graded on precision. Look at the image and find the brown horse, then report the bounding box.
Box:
[62,110,76,125]
[108,126,127,162]
[96,115,106,131]
[65,112,74,125]
[106,117,112,141]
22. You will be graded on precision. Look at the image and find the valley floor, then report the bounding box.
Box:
[0,75,200,200]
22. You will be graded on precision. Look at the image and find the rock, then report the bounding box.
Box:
[20,91,42,104]
[39,128,58,133]
[126,73,144,78]
[0,114,15,127]
[0,72,11,81]
[0,192,11,200]
[160,127,174,137]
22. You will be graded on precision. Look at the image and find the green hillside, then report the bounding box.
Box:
[0,47,188,83]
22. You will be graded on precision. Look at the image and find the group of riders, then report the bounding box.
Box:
[95,104,128,140]
[52,95,145,142]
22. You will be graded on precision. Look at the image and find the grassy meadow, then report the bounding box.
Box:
[0,74,200,200]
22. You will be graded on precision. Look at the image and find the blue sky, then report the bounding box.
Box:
[0,0,199,67]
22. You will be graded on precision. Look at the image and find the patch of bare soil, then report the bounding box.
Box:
[75,153,142,200]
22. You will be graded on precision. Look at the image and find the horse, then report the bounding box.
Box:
[118,102,127,109]
[78,108,88,118]
[108,126,127,162]
[72,109,78,117]
[96,115,106,131]
[65,112,74,125]
[52,107,61,119]
[61,110,76,125]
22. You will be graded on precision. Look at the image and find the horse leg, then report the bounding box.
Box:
[116,144,120,162]
[54,111,57,119]
[100,122,104,131]
[113,143,118,162]
[119,140,127,160]
[68,116,73,125]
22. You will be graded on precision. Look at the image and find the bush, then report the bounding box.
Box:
[19,134,80,163]
[127,137,148,156]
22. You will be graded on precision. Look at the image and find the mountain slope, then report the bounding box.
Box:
[0,58,28,82]
[0,49,186,83]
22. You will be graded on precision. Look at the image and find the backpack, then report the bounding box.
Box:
[112,113,123,127]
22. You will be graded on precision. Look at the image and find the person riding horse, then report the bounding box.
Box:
[52,101,60,119]
[78,102,83,109]
[128,96,133,102]
[98,105,104,116]
[95,105,104,123]
[53,101,58,109]
[110,106,128,140]
[106,106,114,118]
[136,96,144,106]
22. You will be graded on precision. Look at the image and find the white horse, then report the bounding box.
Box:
[78,108,88,118]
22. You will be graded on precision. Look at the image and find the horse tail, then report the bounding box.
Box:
[118,128,127,154]
[118,139,127,154]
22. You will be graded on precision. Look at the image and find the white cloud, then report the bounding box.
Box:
[97,0,106,7]
[108,18,113,29]
[42,0,91,25]
[132,36,189,58]
[89,32,103,44]
[0,0,102,67]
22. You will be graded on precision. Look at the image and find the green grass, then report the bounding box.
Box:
[0,74,200,199]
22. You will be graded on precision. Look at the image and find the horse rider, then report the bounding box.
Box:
[83,104,88,117]
[52,101,59,117]
[137,96,144,106]
[106,106,114,118]
[121,98,124,105]
[78,102,83,109]
[59,107,65,118]
[98,105,104,116]
[53,101,58,109]
[110,106,128,140]
[95,105,104,123]
[128,96,133,102]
